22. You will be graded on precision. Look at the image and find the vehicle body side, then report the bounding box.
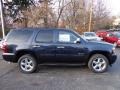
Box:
[2,28,116,65]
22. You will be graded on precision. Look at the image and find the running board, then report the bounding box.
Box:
[39,63,86,66]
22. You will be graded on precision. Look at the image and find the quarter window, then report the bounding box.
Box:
[7,30,33,43]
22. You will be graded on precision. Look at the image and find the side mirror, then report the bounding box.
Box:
[74,38,81,43]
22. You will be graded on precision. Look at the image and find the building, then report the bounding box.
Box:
[113,18,120,26]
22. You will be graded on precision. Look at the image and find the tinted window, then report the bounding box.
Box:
[109,33,115,37]
[7,30,33,43]
[114,32,120,38]
[58,31,78,43]
[36,31,53,43]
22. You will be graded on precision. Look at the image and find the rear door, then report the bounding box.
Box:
[32,30,56,62]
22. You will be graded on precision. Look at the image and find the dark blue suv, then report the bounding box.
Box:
[2,28,117,73]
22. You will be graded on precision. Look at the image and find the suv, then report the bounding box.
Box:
[1,28,117,73]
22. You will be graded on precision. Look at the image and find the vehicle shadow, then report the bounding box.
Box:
[36,64,90,74]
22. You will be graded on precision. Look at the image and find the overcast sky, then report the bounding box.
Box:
[105,0,120,16]
[52,0,120,16]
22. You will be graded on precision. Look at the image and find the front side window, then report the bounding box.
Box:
[36,31,53,43]
[58,31,78,43]
[114,32,120,38]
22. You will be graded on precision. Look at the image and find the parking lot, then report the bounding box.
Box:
[0,48,119,90]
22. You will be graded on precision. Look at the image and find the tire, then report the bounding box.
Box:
[18,54,38,73]
[88,54,109,73]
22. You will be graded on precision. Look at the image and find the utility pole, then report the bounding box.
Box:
[83,0,86,31]
[44,0,48,28]
[0,0,5,38]
[88,0,93,32]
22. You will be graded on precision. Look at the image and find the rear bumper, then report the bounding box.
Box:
[109,54,117,64]
[2,53,16,63]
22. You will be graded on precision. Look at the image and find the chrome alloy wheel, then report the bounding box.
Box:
[20,58,34,72]
[92,58,107,72]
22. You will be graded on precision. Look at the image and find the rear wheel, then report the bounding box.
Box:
[18,54,37,73]
[88,54,109,73]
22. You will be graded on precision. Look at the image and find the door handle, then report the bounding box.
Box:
[32,45,40,47]
[57,46,65,49]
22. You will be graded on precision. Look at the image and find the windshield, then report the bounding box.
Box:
[84,32,96,37]
[114,32,120,38]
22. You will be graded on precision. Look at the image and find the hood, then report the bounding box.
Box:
[83,36,102,41]
[86,40,114,51]
[84,36,97,39]
[89,41,113,46]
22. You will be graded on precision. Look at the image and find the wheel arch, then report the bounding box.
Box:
[88,50,111,64]
[15,50,38,62]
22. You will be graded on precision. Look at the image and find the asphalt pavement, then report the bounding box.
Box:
[0,48,120,90]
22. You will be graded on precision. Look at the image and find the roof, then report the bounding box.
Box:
[12,28,73,31]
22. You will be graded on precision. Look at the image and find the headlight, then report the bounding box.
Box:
[112,47,116,54]
[112,47,115,50]
[118,40,120,42]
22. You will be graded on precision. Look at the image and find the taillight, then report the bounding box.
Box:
[1,41,8,53]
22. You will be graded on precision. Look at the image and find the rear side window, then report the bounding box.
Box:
[36,31,53,43]
[7,30,33,43]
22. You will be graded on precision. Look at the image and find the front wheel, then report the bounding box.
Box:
[88,54,109,73]
[18,54,38,73]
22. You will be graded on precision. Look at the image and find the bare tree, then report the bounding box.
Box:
[61,0,87,32]
[93,0,110,30]
[51,0,72,27]
[3,0,112,32]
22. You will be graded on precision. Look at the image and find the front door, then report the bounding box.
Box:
[55,30,87,62]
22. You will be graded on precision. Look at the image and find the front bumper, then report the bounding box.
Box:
[109,54,117,65]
